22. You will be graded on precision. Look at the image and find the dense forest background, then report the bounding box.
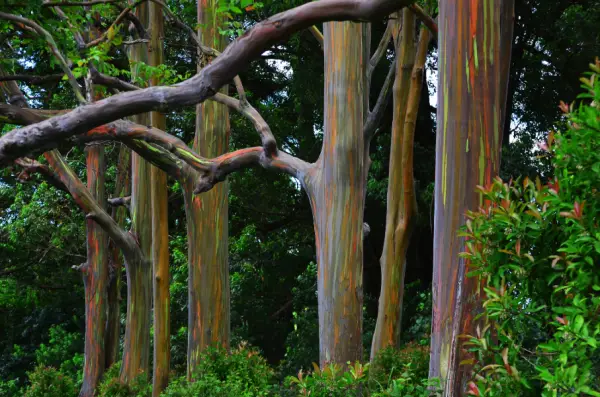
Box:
[0,0,599,396]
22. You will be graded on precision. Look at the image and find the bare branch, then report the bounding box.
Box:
[0,11,86,103]
[85,0,147,48]
[89,67,139,92]
[308,25,324,48]
[368,21,392,81]
[0,73,64,85]
[408,4,438,37]
[211,93,277,156]
[15,157,68,192]
[108,196,131,207]
[45,150,147,273]
[365,58,396,140]
[0,104,68,125]
[0,0,414,164]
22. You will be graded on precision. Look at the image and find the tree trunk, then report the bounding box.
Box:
[105,144,130,369]
[121,3,152,383]
[186,0,230,379]
[372,12,431,359]
[428,1,514,394]
[79,143,109,397]
[148,2,170,395]
[305,21,368,367]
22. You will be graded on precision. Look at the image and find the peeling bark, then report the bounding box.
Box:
[429,1,515,394]
[187,0,230,378]
[79,141,109,397]
[120,3,152,383]
[105,144,130,369]
[304,21,368,366]
[371,9,419,359]
[148,2,170,394]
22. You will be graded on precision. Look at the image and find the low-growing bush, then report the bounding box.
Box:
[23,365,76,397]
[97,362,151,397]
[161,343,273,396]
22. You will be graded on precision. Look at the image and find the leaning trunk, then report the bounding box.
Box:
[121,3,152,382]
[148,2,170,395]
[186,0,230,378]
[428,0,514,394]
[305,21,368,366]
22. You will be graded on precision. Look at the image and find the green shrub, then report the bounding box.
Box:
[97,362,151,397]
[369,343,430,390]
[23,366,76,397]
[460,61,600,396]
[161,343,273,397]
[286,361,370,397]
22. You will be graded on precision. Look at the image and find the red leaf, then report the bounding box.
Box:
[468,382,481,396]
[556,316,568,325]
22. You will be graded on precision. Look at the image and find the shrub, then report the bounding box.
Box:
[23,365,76,397]
[286,361,370,397]
[97,362,151,397]
[161,343,273,397]
[369,343,430,390]
[461,61,600,396]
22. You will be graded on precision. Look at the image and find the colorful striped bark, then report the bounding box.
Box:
[121,3,152,383]
[105,144,130,369]
[429,0,514,394]
[372,11,432,359]
[148,2,170,395]
[79,143,109,397]
[306,21,367,366]
[186,0,230,378]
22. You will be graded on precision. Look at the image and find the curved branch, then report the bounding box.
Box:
[15,157,68,192]
[0,104,68,125]
[45,150,146,274]
[0,12,86,103]
[210,93,277,156]
[0,0,413,165]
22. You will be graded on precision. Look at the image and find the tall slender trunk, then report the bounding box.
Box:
[105,145,130,369]
[79,142,109,397]
[372,12,431,359]
[304,21,368,366]
[121,3,152,383]
[428,1,514,395]
[148,2,170,395]
[186,0,230,378]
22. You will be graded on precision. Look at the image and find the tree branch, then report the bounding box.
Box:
[408,4,438,37]
[365,58,396,140]
[14,157,68,192]
[0,12,86,104]
[0,73,64,85]
[308,25,324,48]
[368,21,392,81]
[0,0,414,165]
[85,0,148,48]
[108,196,131,207]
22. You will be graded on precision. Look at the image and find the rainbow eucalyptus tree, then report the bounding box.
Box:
[371,8,433,359]
[429,0,514,394]
[120,4,153,383]
[187,0,231,378]
[148,2,171,394]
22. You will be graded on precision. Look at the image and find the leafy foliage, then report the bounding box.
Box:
[461,61,600,396]
[23,366,76,397]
